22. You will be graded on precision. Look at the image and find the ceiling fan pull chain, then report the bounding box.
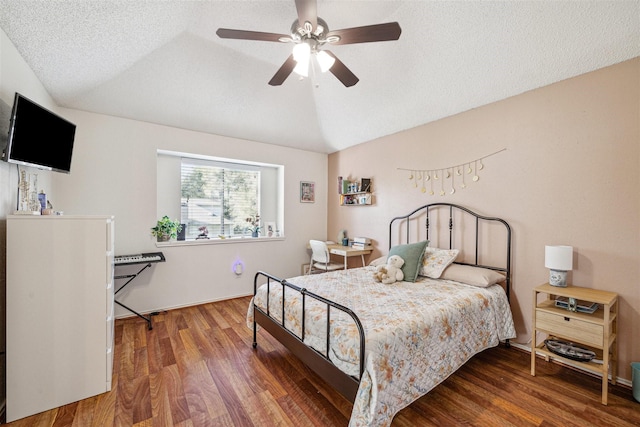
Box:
[311,59,320,88]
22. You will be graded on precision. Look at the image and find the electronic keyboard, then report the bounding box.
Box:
[113,251,166,330]
[114,252,165,265]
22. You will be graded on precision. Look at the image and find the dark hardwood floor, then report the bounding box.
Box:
[4,296,639,426]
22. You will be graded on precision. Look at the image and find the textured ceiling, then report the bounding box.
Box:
[0,1,638,154]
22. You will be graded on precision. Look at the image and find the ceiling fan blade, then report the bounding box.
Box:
[324,51,359,87]
[216,28,289,42]
[326,22,401,45]
[268,55,297,86]
[295,0,317,30]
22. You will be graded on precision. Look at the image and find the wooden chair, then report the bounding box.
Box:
[308,240,344,274]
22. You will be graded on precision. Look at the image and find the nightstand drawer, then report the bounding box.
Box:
[536,310,604,347]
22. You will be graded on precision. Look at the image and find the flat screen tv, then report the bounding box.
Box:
[2,92,76,173]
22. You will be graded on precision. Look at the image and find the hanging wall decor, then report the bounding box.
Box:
[398,148,505,195]
[300,181,315,203]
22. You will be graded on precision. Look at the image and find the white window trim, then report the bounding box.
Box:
[157,149,285,243]
[155,235,286,248]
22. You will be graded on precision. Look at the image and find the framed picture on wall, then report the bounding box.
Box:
[300,181,315,203]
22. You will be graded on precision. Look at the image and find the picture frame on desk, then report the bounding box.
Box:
[264,221,276,237]
[300,181,315,203]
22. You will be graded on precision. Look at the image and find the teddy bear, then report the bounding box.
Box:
[373,255,405,284]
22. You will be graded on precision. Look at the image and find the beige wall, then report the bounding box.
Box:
[329,58,639,381]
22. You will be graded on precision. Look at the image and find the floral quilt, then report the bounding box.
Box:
[247,266,516,427]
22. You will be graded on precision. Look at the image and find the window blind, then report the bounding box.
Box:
[180,158,260,239]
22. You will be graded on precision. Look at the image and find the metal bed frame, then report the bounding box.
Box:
[252,203,512,402]
[389,203,512,301]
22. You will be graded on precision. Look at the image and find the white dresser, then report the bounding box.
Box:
[6,215,115,422]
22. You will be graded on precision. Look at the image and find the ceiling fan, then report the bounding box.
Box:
[216,0,401,87]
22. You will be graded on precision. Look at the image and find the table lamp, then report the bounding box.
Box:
[545,245,573,287]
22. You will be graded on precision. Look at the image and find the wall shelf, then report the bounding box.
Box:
[340,192,372,206]
[339,177,373,206]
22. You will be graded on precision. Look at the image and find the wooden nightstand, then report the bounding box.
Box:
[531,283,618,404]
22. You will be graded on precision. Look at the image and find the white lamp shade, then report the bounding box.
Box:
[316,50,335,72]
[545,245,573,271]
[292,42,310,62]
[292,43,310,77]
[293,60,309,77]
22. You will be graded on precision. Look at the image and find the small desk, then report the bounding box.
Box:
[326,244,372,269]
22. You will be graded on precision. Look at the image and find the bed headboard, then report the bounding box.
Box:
[389,203,512,298]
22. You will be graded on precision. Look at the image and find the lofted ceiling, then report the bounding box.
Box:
[0,1,638,154]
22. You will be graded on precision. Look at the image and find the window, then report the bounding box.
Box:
[157,151,283,241]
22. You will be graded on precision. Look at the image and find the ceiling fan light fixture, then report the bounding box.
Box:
[316,50,335,72]
[293,60,309,77]
[292,42,310,61]
[292,42,311,77]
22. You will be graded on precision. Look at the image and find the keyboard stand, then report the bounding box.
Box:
[114,252,165,330]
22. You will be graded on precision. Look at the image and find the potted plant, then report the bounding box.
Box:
[245,214,261,237]
[151,216,182,242]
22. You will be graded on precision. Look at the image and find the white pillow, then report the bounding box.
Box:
[440,264,506,287]
[420,247,459,278]
[369,256,387,267]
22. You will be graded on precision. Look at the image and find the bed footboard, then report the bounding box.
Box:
[252,271,365,402]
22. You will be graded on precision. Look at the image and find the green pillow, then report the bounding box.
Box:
[388,240,429,282]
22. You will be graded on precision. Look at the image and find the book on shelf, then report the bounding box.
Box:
[341,179,351,194]
[554,297,599,314]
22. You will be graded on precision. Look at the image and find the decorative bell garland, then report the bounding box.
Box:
[398,148,506,195]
